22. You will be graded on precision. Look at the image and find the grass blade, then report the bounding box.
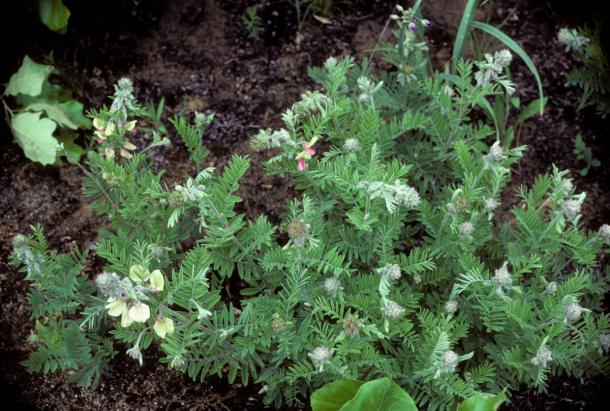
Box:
[472,21,545,114]
[452,0,479,73]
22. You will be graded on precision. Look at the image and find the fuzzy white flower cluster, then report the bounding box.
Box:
[250,128,294,151]
[357,76,384,104]
[394,182,421,208]
[343,138,361,152]
[492,265,512,288]
[381,263,402,281]
[486,141,505,162]
[358,180,421,213]
[545,281,558,295]
[475,50,513,87]
[439,350,459,373]
[598,224,610,243]
[384,301,405,320]
[484,197,499,212]
[599,334,610,355]
[564,301,584,322]
[324,277,342,297]
[12,234,42,277]
[557,27,590,53]
[459,221,475,237]
[562,198,582,219]
[444,300,458,314]
[531,344,553,367]
[309,346,333,369]
[172,178,207,204]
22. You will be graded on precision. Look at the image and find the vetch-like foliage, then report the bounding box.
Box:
[10,6,610,410]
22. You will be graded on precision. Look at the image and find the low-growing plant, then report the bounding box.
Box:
[242,5,263,40]
[2,55,89,165]
[10,5,610,411]
[558,25,610,118]
[572,133,600,176]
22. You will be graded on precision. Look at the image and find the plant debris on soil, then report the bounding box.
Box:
[1,0,608,409]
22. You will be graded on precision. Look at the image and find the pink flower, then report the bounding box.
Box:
[297,158,307,171]
[295,136,320,171]
[304,145,316,156]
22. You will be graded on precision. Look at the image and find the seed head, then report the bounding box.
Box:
[271,315,287,334]
[287,218,311,247]
[343,316,361,337]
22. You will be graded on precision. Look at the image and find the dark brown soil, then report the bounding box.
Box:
[1,0,607,410]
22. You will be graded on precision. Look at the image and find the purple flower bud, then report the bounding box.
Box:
[408,22,417,32]
[421,19,431,28]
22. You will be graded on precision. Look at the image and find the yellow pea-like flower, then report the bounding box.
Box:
[153,317,174,339]
[149,269,164,292]
[105,299,127,317]
[129,264,150,282]
[128,302,151,323]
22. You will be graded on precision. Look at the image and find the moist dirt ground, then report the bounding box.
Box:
[1,0,608,409]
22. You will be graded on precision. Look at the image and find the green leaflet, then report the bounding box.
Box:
[4,55,53,97]
[11,112,59,165]
[457,392,507,411]
[38,0,71,31]
[311,378,417,411]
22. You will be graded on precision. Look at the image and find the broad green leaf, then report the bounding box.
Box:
[452,0,479,73]
[23,100,84,129]
[56,132,85,164]
[471,21,545,114]
[340,378,418,411]
[311,379,364,411]
[4,56,53,97]
[457,392,507,411]
[38,0,71,31]
[11,112,59,165]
